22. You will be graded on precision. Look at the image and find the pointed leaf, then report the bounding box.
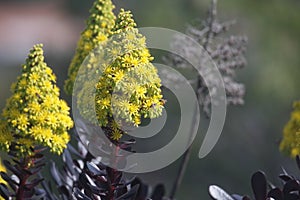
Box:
[209,185,234,200]
[283,179,300,195]
[115,184,139,200]
[50,162,62,186]
[151,184,165,200]
[251,171,267,200]
[0,184,10,199]
[73,188,92,200]
[268,188,283,200]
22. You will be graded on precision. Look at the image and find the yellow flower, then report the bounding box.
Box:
[113,70,124,82]
[16,114,29,131]
[280,101,300,157]
[1,44,73,156]
[76,9,164,140]
[111,128,123,141]
[0,121,13,151]
[29,72,40,83]
[64,0,116,95]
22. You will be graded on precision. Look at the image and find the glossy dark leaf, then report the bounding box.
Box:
[58,185,72,198]
[87,183,105,194]
[63,149,76,176]
[209,185,235,200]
[32,157,46,167]
[283,193,299,200]
[242,196,251,200]
[0,184,10,199]
[27,164,45,175]
[0,172,17,190]
[268,188,283,200]
[30,188,46,200]
[33,146,47,153]
[131,178,149,200]
[31,153,44,159]
[283,180,300,196]
[151,184,165,200]
[40,178,59,200]
[74,188,92,200]
[50,162,62,186]
[231,194,244,200]
[279,174,293,182]
[3,160,22,178]
[67,143,84,158]
[79,173,91,189]
[22,188,35,198]
[24,178,44,189]
[116,184,128,198]
[251,171,267,200]
[86,162,105,176]
[115,184,139,200]
[296,156,300,171]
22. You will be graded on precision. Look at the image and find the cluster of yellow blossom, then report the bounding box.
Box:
[0,44,73,155]
[280,101,300,157]
[64,0,116,95]
[75,9,164,140]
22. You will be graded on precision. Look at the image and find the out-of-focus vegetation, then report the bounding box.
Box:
[0,0,299,199]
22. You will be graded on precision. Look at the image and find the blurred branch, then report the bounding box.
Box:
[169,0,218,199]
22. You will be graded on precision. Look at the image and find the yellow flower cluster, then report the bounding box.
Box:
[64,0,116,95]
[76,9,164,140]
[0,44,73,155]
[280,101,300,157]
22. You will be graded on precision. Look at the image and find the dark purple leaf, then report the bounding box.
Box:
[58,185,72,198]
[242,196,251,200]
[279,174,293,182]
[268,188,283,200]
[296,156,300,171]
[86,162,105,176]
[0,184,10,199]
[24,178,43,189]
[3,160,22,178]
[151,184,165,200]
[0,172,17,190]
[115,184,139,200]
[73,188,92,200]
[251,171,267,200]
[283,180,300,196]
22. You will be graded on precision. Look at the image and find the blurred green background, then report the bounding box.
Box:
[0,0,300,199]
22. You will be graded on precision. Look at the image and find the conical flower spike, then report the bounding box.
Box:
[1,44,73,156]
[64,0,116,95]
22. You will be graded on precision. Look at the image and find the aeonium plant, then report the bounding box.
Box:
[54,3,166,199]
[0,44,73,199]
[0,0,249,199]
